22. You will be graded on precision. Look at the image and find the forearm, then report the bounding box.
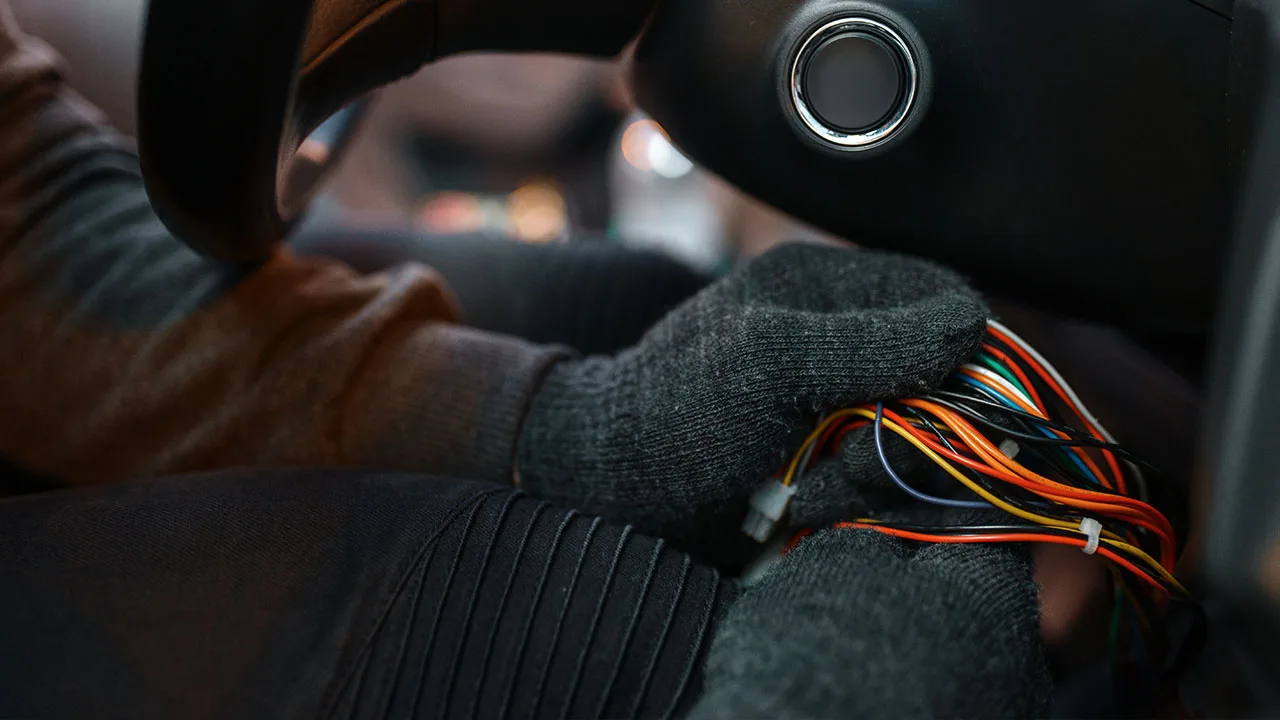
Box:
[0,19,563,486]
[292,227,713,355]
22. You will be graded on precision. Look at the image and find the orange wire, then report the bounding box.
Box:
[958,368,1114,491]
[900,401,1165,523]
[833,523,1169,594]
[902,400,1177,570]
[817,419,868,459]
[880,406,1160,522]
[986,325,1127,495]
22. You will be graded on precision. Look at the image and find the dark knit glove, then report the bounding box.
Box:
[515,242,988,542]
[690,526,1052,720]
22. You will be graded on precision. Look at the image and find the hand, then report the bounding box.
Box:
[788,413,1110,650]
[689,527,1052,720]
[515,242,988,548]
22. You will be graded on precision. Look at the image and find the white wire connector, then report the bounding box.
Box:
[1079,517,1102,555]
[742,480,797,543]
[998,438,1020,460]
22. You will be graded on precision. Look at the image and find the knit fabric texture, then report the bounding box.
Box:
[292,227,713,356]
[516,242,989,543]
[690,526,1053,719]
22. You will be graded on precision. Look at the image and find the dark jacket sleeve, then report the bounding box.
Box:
[0,15,565,487]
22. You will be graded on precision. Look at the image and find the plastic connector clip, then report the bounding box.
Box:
[742,480,797,543]
[1079,517,1102,555]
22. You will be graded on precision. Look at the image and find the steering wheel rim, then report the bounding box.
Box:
[137,0,434,262]
[136,0,654,264]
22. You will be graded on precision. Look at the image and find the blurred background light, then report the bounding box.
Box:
[508,180,568,243]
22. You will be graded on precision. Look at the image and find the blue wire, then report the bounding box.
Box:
[956,375,1020,410]
[955,377,1103,486]
[874,403,990,509]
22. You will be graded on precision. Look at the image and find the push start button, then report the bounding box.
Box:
[805,33,904,133]
[790,17,922,151]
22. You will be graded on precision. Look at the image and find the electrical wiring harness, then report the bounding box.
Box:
[747,319,1202,704]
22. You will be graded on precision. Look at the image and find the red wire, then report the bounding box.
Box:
[902,399,1176,555]
[957,368,1115,491]
[986,326,1127,495]
[813,419,867,462]
[886,405,1161,519]
[831,523,1169,595]
[885,405,1167,540]
[882,407,1142,519]
[887,402,1177,570]
[783,528,813,554]
[831,420,869,452]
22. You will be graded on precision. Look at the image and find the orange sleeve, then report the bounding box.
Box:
[0,24,565,487]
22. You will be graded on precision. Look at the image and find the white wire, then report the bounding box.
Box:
[986,319,1149,501]
[961,363,1039,413]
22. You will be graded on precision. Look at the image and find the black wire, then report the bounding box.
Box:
[936,384,1117,488]
[931,389,1098,440]
[925,394,1140,458]
[892,403,1111,519]
[913,352,1174,561]
[900,405,962,454]
[961,397,1104,488]
[1001,434,1091,488]
[930,388,1166,529]
[916,396,1173,561]
[938,379,1172,554]
[968,433,1162,557]
[895,403,1075,514]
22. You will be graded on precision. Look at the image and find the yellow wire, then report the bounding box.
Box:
[842,408,1187,595]
[925,403,1162,521]
[915,401,1177,571]
[778,407,1188,594]
[847,408,1110,534]
[1101,538,1189,595]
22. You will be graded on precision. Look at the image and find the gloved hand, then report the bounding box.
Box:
[689,525,1052,720]
[515,242,988,544]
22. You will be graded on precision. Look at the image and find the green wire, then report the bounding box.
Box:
[976,353,1031,398]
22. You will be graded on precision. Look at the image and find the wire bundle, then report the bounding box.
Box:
[782,319,1201,699]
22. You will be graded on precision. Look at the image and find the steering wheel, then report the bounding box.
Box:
[138,0,1234,336]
